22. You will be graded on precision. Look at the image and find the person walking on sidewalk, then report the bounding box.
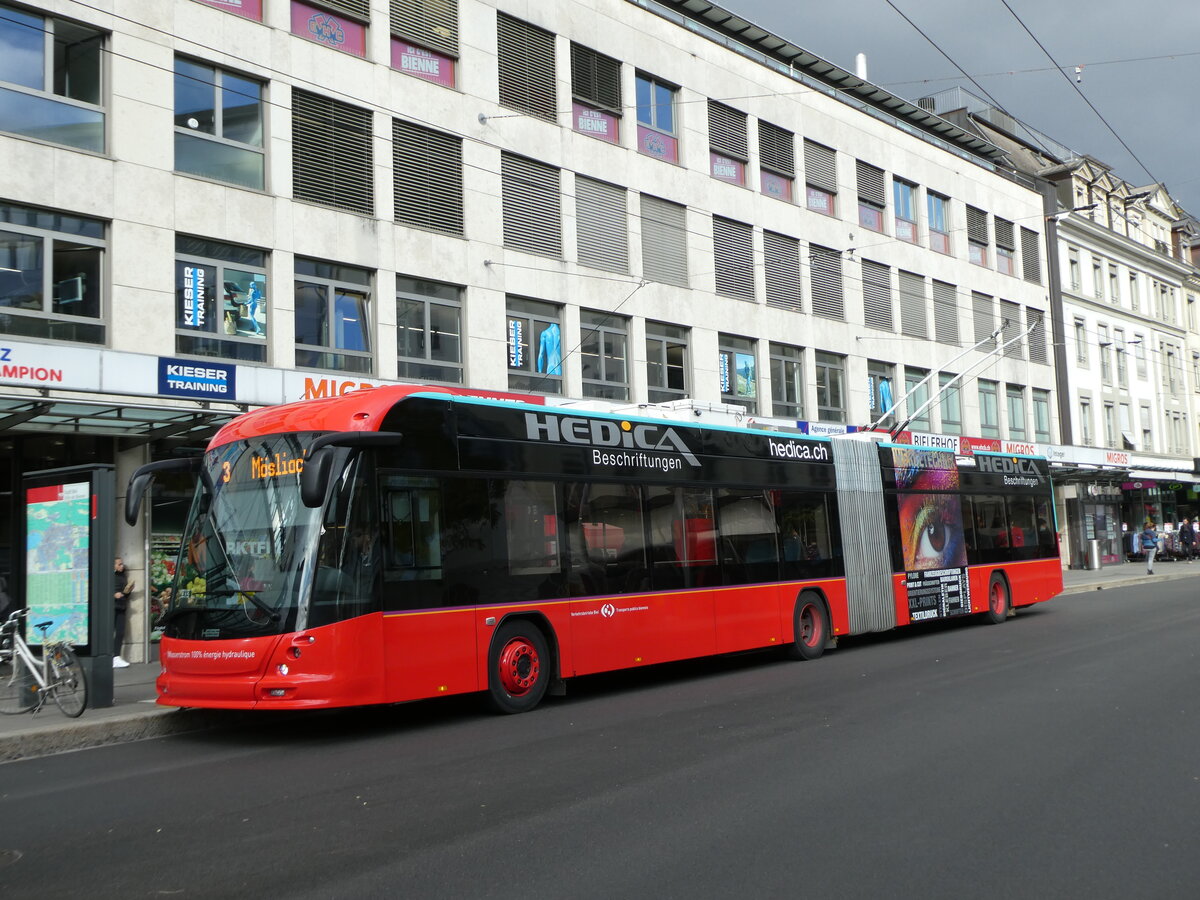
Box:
[1179,518,1195,562]
[113,557,134,668]
[1140,521,1160,575]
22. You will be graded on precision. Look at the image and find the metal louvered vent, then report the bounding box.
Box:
[804,140,837,191]
[861,259,892,331]
[315,0,370,22]
[501,153,561,257]
[972,292,996,350]
[641,195,688,287]
[856,161,885,206]
[763,230,801,311]
[995,217,1015,250]
[571,43,621,112]
[708,101,747,159]
[576,175,627,273]
[758,121,794,177]
[1021,227,1042,283]
[933,280,959,345]
[497,13,557,122]
[1028,309,1048,364]
[810,244,843,321]
[1001,300,1022,358]
[967,206,989,244]
[713,216,754,301]
[292,89,374,216]
[899,270,927,339]
[390,0,459,56]
[393,118,463,235]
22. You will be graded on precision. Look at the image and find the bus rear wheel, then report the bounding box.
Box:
[487,620,551,714]
[984,573,1010,625]
[786,593,828,660]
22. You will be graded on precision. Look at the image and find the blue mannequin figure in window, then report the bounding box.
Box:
[246,280,264,335]
[537,322,562,375]
[879,377,894,416]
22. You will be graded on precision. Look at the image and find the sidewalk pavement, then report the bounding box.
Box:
[2,561,1196,763]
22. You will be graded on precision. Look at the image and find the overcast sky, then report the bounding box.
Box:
[723,0,1200,216]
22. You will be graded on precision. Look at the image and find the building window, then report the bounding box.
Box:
[1000,300,1022,359]
[814,351,845,423]
[501,153,561,258]
[393,119,464,235]
[1007,385,1027,440]
[995,218,1015,275]
[1110,267,1120,305]
[1027,309,1048,365]
[576,176,628,273]
[967,205,989,267]
[389,0,458,87]
[1129,273,1139,311]
[770,342,804,419]
[940,373,962,435]
[899,271,927,339]
[1102,402,1116,448]
[893,179,917,243]
[713,216,754,301]
[1020,226,1041,284]
[1079,398,1093,447]
[291,0,368,57]
[496,13,555,121]
[933,280,959,346]
[856,161,885,232]
[571,43,621,143]
[1074,318,1088,365]
[1134,337,1146,378]
[718,334,757,412]
[804,140,837,216]
[763,231,801,312]
[294,258,372,373]
[0,201,104,344]
[292,89,373,215]
[867,360,896,428]
[635,72,678,163]
[0,4,104,152]
[1115,329,1128,386]
[1032,389,1051,442]
[928,192,950,254]
[175,235,267,362]
[580,310,629,400]
[809,244,844,321]
[174,58,264,190]
[640,195,688,287]
[1068,247,1081,291]
[506,296,561,394]
[861,260,893,332]
[1093,260,1104,299]
[1097,324,1112,383]
[1140,404,1152,452]
[708,101,747,186]
[978,380,1000,438]
[905,367,931,431]
[396,277,462,384]
[758,120,794,201]
[972,292,996,351]
[646,321,688,403]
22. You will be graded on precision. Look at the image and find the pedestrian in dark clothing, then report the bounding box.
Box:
[114,557,134,668]
[1140,522,1160,575]
[1179,518,1195,562]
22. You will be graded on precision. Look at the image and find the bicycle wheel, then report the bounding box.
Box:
[47,644,87,717]
[0,651,35,714]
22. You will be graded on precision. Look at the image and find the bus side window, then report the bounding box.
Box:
[717,488,779,585]
[384,481,443,580]
[572,482,646,595]
[503,480,561,576]
[777,491,833,579]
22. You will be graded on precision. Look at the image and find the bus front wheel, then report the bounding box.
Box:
[786,593,828,660]
[487,619,551,714]
[984,573,1010,625]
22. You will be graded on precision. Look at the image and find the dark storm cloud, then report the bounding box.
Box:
[723,0,1200,215]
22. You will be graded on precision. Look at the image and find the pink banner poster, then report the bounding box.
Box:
[391,41,456,88]
[572,103,619,144]
[291,1,366,57]
[637,125,679,164]
[194,0,263,19]
[760,171,793,202]
[709,152,745,186]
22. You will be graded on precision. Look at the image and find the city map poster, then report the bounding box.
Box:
[26,481,91,646]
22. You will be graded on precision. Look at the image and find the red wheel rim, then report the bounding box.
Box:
[799,604,821,647]
[497,636,540,696]
[990,581,1005,616]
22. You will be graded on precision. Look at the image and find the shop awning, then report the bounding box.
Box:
[0,396,238,446]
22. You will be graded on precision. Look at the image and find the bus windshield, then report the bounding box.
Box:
[162,434,323,640]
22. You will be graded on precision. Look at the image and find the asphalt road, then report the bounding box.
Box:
[3,580,1199,899]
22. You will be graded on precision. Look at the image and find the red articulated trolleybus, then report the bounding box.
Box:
[126,384,1063,713]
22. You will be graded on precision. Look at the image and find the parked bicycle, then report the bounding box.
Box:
[0,608,88,717]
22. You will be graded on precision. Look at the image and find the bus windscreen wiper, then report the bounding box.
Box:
[160,588,281,624]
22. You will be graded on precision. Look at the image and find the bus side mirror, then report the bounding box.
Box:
[299,431,405,509]
[125,457,202,526]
